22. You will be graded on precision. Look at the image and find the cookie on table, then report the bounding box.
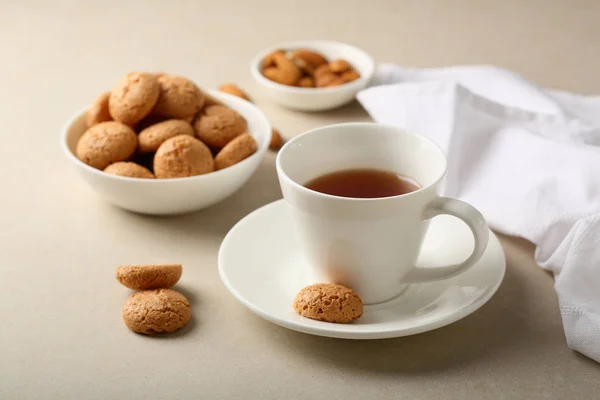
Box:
[138,119,195,153]
[293,283,363,323]
[109,72,160,126]
[269,128,283,150]
[104,162,154,179]
[122,289,191,335]
[76,121,137,170]
[218,83,252,102]
[214,133,257,170]
[116,264,182,290]
[154,135,214,178]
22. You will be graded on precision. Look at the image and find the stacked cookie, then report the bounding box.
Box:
[77,72,258,179]
[117,264,191,335]
[218,83,284,151]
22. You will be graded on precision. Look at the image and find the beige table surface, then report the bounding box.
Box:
[1,1,599,399]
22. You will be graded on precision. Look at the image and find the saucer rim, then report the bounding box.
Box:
[218,199,506,340]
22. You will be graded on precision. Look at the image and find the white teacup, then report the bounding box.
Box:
[276,123,489,305]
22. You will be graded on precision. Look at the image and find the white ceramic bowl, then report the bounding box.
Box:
[251,40,375,111]
[61,90,271,215]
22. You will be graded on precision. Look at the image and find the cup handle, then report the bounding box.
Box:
[403,196,489,283]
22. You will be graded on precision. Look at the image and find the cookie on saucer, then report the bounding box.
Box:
[293,283,363,323]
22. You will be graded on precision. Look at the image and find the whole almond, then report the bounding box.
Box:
[341,70,361,83]
[263,50,285,68]
[297,76,315,88]
[219,83,251,102]
[316,72,344,88]
[325,79,345,88]
[329,59,352,73]
[292,49,328,72]
[261,53,302,86]
[269,128,283,151]
[314,64,331,79]
[263,67,281,83]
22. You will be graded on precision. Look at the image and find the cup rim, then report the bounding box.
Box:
[275,122,448,201]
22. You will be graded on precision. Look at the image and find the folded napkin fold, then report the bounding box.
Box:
[357,64,600,362]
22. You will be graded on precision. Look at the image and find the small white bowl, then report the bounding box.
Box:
[251,40,375,111]
[61,90,271,215]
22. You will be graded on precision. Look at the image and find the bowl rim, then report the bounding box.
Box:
[250,40,375,94]
[61,90,271,183]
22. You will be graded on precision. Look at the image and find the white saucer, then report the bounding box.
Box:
[218,199,506,339]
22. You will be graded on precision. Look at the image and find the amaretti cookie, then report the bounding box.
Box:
[116,264,182,290]
[86,91,112,127]
[104,162,154,179]
[138,119,195,153]
[153,135,214,178]
[153,75,204,118]
[76,121,137,170]
[293,283,363,323]
[109,72,160,126]
[122,289,191,334]
[194,107,247,148]
[214,133,257,170]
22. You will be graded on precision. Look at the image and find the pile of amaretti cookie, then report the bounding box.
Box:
[77,72,268,179]
[117,264,191,334]
[87,74,364,333]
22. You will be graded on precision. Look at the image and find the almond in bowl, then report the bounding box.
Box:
[251,40,375,111]
[261,49,361,89]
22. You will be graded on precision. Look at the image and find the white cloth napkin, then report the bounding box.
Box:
[357,64,600,362]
